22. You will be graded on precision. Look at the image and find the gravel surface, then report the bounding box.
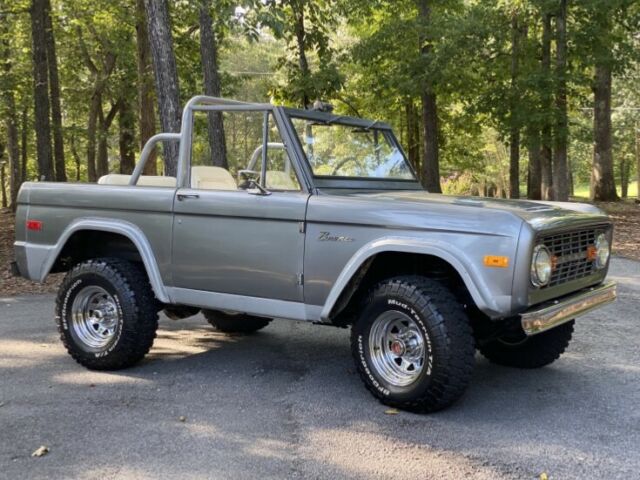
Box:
[0,257,638,480]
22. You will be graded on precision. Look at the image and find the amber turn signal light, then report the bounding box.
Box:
[483,255,509,268]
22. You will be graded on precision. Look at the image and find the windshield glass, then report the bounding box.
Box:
[290,117,416,180]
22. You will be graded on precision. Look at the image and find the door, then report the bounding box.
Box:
[171,109,308,302]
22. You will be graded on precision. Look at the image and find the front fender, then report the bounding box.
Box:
[320,236,514,321]
[19,217,170,303]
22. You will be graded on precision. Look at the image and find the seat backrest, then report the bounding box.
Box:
[98,174,176,187]
[265,171,298,190]
[191,166,237,191]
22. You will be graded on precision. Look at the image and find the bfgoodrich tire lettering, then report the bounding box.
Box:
[55,258,159,370]
[351,276,475,413]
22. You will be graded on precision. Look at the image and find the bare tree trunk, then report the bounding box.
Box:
[30,0,54,181]
[136,0,156,175]
[552,0,568,201]
[527,131,542,200]
[591,63,618,201]
[418,0,441,193]
[44,0,66,182]
[568,157,574,196]
[199,0,227,168]
[0,11,21,209]
[293,5,310,108]
[97,101,120,177]
[0,146,7,208]
[509,13,520,199]
[144,0,181,176]
[405,100,420,174]
[70,129,82,181]
[86,91,100,182]
[636,121,640,201]
[119,97,136,174]
[540,12,553,200]
[620,157,629,198]
[20,102,28,182]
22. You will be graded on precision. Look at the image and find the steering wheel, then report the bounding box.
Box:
[331,156,363,176]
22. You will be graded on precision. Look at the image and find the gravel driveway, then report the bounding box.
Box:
[1,257,638,480]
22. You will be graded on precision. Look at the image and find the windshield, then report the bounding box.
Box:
[290,117,416,180]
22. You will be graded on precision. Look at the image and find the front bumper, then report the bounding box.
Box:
[521,282,617,335]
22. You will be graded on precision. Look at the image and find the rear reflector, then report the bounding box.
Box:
[26,220,43,231]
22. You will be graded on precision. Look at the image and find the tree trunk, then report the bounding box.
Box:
[418,0,441,193]
[0,11,21,209]
[119,97,136,174]
[527,131,542,200]
[86,91,100,182]
[144,0,181,176]
[636,121,640,201]
[136,0,157,175]
[509,14,520,199]
[0,147,7,208]
[591,63,618,201]
[30,0,54,181]
[552,0,568,201]
[44,0,66,182]
[405,100,420,174]
[293,6,310,108]
[20,102,28,182]
[199,0,228,168]
[97,101,120,177]
[540,12,553,200]
[620,157,629,198]
[70,129,82,181]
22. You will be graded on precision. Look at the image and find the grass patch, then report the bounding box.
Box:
[572,181,638,199]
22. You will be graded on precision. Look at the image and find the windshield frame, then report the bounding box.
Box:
[282,108,423,191]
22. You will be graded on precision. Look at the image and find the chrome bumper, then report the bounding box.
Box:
[521,282,617,336]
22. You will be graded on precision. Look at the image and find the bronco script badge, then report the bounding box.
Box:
[318,231,355,243]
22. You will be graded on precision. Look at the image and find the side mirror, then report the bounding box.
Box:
[246,179,271,196]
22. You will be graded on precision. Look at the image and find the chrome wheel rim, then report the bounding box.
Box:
[368,310,426,387]
[70,286,119,350]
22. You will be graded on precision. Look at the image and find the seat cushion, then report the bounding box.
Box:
[191,166,237,190]
[98,174,176,187]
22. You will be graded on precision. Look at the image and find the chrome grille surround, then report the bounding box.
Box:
[538,226,609,288]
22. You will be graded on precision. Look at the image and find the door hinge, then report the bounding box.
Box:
[297,273,304,285]
[298,221,306,233]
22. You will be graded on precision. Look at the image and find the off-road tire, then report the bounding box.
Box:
[478,321,574,369]
[203,310,271,334]
[351,276,475,413]
[55,258,158,370]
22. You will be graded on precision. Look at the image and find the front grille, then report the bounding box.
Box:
[540,227,603,288]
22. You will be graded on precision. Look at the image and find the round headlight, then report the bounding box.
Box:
[531,244,552,287]
[595,233,610,269]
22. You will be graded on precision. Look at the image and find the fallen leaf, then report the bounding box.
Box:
[384,409,399,415]
[178,416,187,422]
[540,473,548,480]
[31,446,49,458]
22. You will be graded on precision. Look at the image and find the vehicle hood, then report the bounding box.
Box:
[314,189,611,234]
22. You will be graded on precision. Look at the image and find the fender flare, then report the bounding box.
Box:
[320,236,506,321]
[40,217,171,303]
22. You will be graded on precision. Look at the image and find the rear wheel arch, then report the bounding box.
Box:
[44,219,169,303]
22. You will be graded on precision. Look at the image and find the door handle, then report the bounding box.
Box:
[177,193,200,201]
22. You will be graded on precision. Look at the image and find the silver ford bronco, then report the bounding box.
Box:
[13,96,617,412]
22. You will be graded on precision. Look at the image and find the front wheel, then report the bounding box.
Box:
[55,258,159,370]
[478,321,574,369]
[351,276,475,413]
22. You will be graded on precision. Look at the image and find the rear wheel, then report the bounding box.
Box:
[478,321,574,369]
[55,258,158,370]
[203,310,271,334]
[351,276,475,413]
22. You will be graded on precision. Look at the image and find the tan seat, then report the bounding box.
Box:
[191,166,237,191]
[265,171,298,190]
[98,174,176,187]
